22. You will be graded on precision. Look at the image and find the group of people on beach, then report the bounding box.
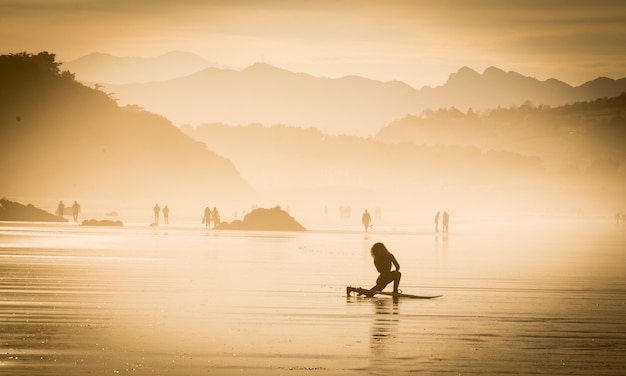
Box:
[55,200,414,298]
[202,206,221,229]
[56,200,81,222]
[360,208,451,234]
[151,204,221,228]
[434,211,450,232]
[152,204,170,225]
[61,200,406,297]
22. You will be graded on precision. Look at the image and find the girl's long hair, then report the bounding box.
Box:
[370,242,389,258]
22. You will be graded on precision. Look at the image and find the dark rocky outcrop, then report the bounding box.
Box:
[0,197,68,222]
[216,206,306,231]
[81,219,123,227]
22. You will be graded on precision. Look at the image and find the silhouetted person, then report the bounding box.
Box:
[71,201,81,222]
[434,211,440,232]
[56,201,65,217]
[153,204,160,225]
[375,207,382,221]
[362,209,372,232]
[340,206,352,219]
[442,211,449,232]
[211,207,220,228]
[163,205,169,224]
[203,206,212,229]
[366,242,401,296]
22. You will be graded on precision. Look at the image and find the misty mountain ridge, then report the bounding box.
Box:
[435,66,626,110]
[98,57,626,136]
[62,51,225,85]
[2,52,624,219]
[182,90,626,215]
[104,61,423,136]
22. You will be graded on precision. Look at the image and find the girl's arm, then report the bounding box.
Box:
[392,255,400,271]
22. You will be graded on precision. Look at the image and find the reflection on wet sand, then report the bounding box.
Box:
[1,220,625,375]
[434,232,448,266]
[370,298,399,372]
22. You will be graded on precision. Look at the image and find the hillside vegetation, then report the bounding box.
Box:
[377,96,626,174]
[0,52,252,213]
[184,96,626,217]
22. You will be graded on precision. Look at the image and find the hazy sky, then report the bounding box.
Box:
[1,0,625,88]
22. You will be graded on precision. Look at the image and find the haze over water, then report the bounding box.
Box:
[1,218,624,375]
[2,2,626,375]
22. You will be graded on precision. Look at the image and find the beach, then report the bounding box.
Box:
[1,218,625,375]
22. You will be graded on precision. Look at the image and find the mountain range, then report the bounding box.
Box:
[63,52,626,136]
[181,92,626,218]
[2,52,624,222]
[61,51,223,84]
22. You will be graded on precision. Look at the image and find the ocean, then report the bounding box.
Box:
[1,218,625,375]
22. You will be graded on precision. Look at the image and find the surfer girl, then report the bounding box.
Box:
[368,242,401,295]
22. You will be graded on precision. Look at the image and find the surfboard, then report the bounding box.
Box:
[346,286,442,299]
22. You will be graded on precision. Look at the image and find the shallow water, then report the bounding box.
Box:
[1,219,625,375]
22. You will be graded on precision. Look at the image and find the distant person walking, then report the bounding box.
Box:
[362,209,372,232]
[56,201,65,218]
[442,211,449,233]
[163,205,169,224]
[434,211,440,232]
[153,204,160,225]
[211,207,221,228]
[202,206,212,229]
[71,201,81,222]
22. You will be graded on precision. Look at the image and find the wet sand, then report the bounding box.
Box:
[1,219,625,375]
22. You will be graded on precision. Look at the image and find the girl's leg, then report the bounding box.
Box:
[392,271,402,293]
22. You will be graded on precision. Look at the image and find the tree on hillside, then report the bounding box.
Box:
[0,51,74,80]
[0,52,252,203]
